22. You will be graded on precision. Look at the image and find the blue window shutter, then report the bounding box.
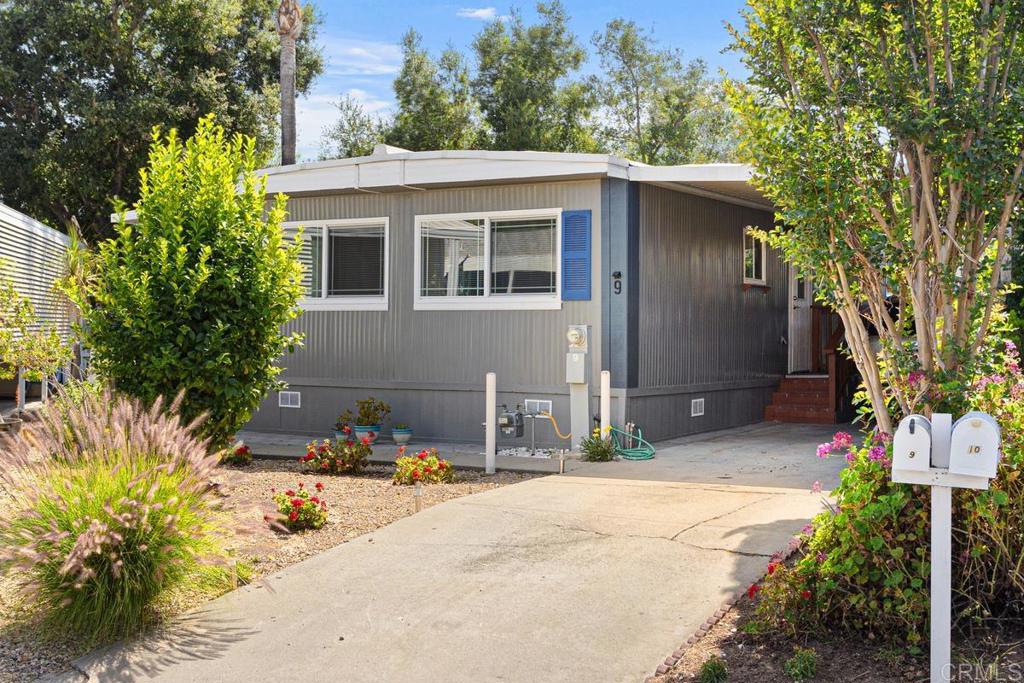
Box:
[561,210,592,301]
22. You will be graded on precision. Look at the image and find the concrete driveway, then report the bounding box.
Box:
[59,422,845,683]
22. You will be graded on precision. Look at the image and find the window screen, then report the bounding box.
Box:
[490,217,556,294]
[420,219,485,297]
[744,231,765,283]
[289,228,322,297]
[328,225,385,296]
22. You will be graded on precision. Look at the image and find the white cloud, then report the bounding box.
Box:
[456,7,497,20]
[320,36,403,77]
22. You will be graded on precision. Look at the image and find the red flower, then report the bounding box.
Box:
[800,590,812,600]
[342,425,352,434]
[292,498,304,507]
[747,583,760,599]
[438,461,447,470]
[289,510,299,522]
[767,561,779,575]
[311,496,319,503]
[319,444,329,454]
[285,490,295,497]
[346,440,355,447]
[417,451,427,460]
[361,436,371,446]
[398,445,407,455]
[424,465,432,474]
[315,482,324,491]
[298,482,304,488]
[412,470,421,480]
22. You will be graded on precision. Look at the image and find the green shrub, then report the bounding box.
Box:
[0,258,71,381]
[757,339,1024,646]
[0,388,237,641]
[270,482,328,532]
[697,654,728,683]
[579,426,616,462]
[301,437,371,474]
[338,396,391,428]
[67,115,304,448]
[393,448,454,485]
[783,647,816,681]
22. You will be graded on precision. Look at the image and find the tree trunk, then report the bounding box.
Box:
[280,34,297,166]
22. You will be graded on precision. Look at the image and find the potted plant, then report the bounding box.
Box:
[392,422,413,445]
[338,397,390,444]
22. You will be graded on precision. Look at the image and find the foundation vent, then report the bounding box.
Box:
[691,398,705,417]
[279,391,301,409]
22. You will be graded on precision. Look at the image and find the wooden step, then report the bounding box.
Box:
[771,390,830,407]
[778,377,829,392]
[765,404,837,424]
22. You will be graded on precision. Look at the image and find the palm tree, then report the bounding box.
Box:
[277,0,304,165]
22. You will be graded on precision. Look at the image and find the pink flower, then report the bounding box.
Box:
[868,446,887,463]
[815,443,832,459]
[816,551,827,562]
[845,451,857,464]
[801,523,813,535]
[832,432,853,449]
[907,370,926,386]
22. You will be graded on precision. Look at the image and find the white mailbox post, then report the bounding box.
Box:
[891,412,1001,683]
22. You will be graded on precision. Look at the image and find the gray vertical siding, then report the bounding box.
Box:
[629,185,786,440]
[248,180,603,446]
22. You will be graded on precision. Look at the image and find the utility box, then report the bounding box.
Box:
[893,414,932,473]
[949,412,1001,479]
[565,325,589,384]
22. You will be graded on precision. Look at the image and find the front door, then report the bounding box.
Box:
[788,267,812,373]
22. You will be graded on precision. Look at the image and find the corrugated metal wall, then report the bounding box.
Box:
[248,180,603,444]
[630,185,786,440]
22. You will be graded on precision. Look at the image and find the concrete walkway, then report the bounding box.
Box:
[58,422,845,683]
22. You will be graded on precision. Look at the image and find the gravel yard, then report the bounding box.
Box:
[0,458,539,683]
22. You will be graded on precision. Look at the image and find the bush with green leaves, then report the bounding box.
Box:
[0,258,70,382]
[697,655,728,683]
[0,388,238,641]
[754,340,1024,646]
[579,426,616,462]
[783,647,816,682]
[270,482,328,532]
[67,115,304,448]
[393,448,454,485]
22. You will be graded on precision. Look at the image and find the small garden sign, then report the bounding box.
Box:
[891,412,1002,683]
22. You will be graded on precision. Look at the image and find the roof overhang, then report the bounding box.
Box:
[112,147,773,223]
[628,164,772,211]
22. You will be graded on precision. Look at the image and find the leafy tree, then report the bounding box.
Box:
[0,0,323,242]
[68,116,304,448]
[472,2,597,152]
[387,29,482,151]
[593,19,737,164]
[0,261,70,383]
[319,96,388,159]
[728,0,1024,433]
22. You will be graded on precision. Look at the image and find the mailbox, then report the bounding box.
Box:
[893,414,932,472]
[949,412,1001,479]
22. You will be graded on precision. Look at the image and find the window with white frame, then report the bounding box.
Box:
[286,218,389,310]
[415,209,561,310]
[743,228,766,285]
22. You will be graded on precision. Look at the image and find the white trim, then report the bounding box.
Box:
[283,216,390,312]
[743,228,767,286]
[413,208,562,312]
[0,202,71,247]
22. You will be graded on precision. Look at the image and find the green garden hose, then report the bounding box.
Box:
[609,425,656,460]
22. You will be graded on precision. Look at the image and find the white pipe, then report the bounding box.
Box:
[485,372,496,474]
[600,370,611,436]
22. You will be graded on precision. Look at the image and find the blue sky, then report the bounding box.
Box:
[296,1,749,159]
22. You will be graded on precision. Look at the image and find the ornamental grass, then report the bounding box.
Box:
[0,388,238,641]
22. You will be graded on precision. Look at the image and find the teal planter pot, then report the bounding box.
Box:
[353,425,381,444]
[391,427,413,446]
